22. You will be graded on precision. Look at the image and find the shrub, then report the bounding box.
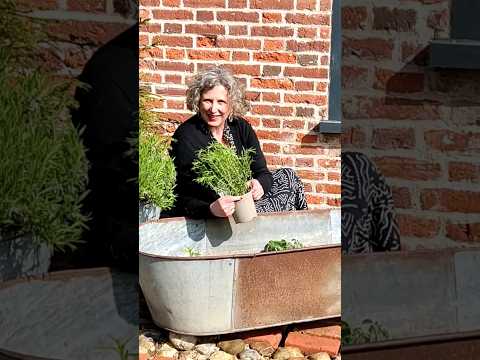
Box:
[192,142,255,197]
[139,132,176,210]
[0,52,89,250]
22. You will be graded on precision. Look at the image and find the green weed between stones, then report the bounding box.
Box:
[342,320,389,346]
[192,142,255,197]
[263,239,304,252]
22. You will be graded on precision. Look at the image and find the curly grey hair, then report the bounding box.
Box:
[186,66,249,118]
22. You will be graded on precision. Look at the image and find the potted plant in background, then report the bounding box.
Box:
[192,142,257,223]
[0,1,89,280]
[138,91,176,223]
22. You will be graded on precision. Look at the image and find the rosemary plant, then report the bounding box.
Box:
[139,132,176,210]
[192,142,255,197]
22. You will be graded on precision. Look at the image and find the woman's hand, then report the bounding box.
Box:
[209,196,241,217]
[247,179,264,200]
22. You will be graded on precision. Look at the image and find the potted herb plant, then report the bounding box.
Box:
[0,1,89,280]
[192,142,257,223]
[138,92,176,223]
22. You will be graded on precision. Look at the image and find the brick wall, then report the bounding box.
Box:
[139,0,341,209]
[342,1,480,249]
[17,0,135,76]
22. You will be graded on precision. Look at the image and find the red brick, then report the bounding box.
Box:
[165,49,185,60]
[262,92,280,102]
[297,55,318,66]
[223,64,258,76]
[425,130,480,152]
[264,40,284,51]
[233,51,250,61]
[251,0,294,9]
[296,158,314,167]
[165,74,182,84]
[262,12,283,23]
[217,38,261,49]
[163,0,180,6]
[397,214,440,238]
[262,143,281,153]
[184,0,225,6]
[164,23,182,33]
[284,145,325,155]
[261,119,281,128]
[187,50,230,60]
[266,155,294,167]
[341,127,366,147]
[342,6,367,30]
[229,25,248,35]
[197,37,217,48]
[373,7,416,32]
[421,189,480,213]
[67,0,105,12]
[297,134,318,143]
[343,38,394,60]
[285,67,328,79]
[374,69,425,93]
[252,105,293,116]
[320,0,331,10]
[449,162,480,182]
[297,170,321,181]
[446,223,480,243]
[286,13,330,25]
[328,172,340,182]
[284,120,305,129]
[392,187,412,209]
[318,159,340,168]
[295,81,314,91]
[17,0,57,11]
[285,94,327,106]
[197,11,214,21]
[297,0,316,10]
[286,40,329,52]
[306,194,325,204]
[242,332,282,349]
[372,128,415,149]
[327,197,341,206]
[251,27,294,37]
[153,35,193,48]
[298,27,318,38]
[217,11,259,22]
[185,24,225,35]
[256,130,294,141]
[373,156,442,181]
[427,9,449,31]
[294,324,341,339]
[141,0,161,4]
[254,52,296,63]
[152,9,193,20]
[229,0,247,7]
[344,96,441,121]
[285,332,340,356]
[46,21,127,46]
[317,184,341,194]
[253,78,294,90]
[296,107,315,117]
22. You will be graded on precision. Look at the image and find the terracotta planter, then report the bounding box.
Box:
[233,191,257,223]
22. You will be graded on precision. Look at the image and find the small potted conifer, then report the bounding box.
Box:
[192,142,257,223]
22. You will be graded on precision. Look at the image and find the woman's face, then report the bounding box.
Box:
[199,85,231,129]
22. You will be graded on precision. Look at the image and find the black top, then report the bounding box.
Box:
[169,114,273,219]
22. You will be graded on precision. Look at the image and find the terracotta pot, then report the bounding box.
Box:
[233,191,257,223]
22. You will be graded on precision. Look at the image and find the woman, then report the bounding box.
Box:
[169,66,307,219]
[342,151,401,253]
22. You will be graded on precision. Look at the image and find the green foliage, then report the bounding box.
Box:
[0,3,88,250]
[342,320,390,346]
[99,337,138,360]
[192,142,255,197]
[139,132,176,210]
[183,247,201,257]
[263,239,304,252]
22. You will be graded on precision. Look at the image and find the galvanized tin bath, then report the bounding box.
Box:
[139,209,341,335]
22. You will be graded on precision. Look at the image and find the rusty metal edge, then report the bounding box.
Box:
[153,314,342,336]
[139,243,341,260]
[342,330,480,354]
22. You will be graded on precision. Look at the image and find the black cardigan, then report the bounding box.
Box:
[169,114,273,219]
